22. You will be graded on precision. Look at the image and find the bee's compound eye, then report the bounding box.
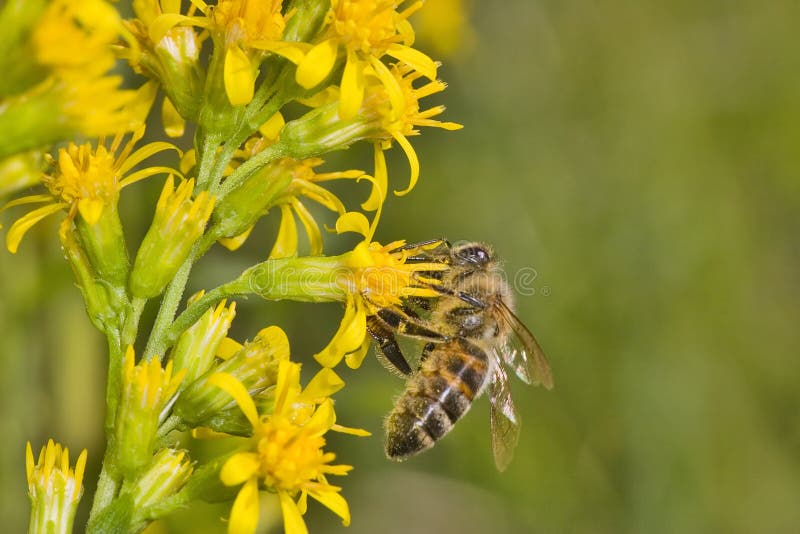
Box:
[454,244,491,265]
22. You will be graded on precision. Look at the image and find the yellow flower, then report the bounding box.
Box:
[307,146,447,369]
[34,0,150,137]
[215,147,367,254]
[313,238,447,370]
[283,62,461,197]
[2,128,178,253]
[360,63,462,195]
[412,0,475,58]
[296,0,438,120]
[130,176,216,298]
[150,0,306,106]
[32,0,122,74]
[26,439,88,534]
[114,346,185,476]
[210,361,368,534]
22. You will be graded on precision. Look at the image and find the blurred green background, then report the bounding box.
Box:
[3,0,800,532]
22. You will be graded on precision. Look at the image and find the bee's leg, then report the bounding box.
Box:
[376,307,446,342]
[425,283,487,309]
[404,295,434,312]
[367,314,413,376]
[391,238,450,252]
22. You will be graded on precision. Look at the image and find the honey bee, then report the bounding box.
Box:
[368,240,553,471]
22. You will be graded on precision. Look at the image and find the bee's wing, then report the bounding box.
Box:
[489,359,520,472]
[495,301,554,390]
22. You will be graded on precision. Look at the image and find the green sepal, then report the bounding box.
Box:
[76,202,130,288]
[211,159,293,238]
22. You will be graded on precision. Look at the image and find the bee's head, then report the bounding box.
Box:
[450,241,492,266]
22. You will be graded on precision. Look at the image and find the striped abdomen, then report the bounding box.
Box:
[385,338,490,460]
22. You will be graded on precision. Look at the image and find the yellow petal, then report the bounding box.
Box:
[162,97,185,138]
[119,142,182,176]
[274,360,302,413]
[258,325,291,361]
[74,449,88,487]
[360,144,387,212]
[391,132,419,196]
[338,50,365,120]
[149,13,207,43]
[77,198,104,226]
[334,212,370,238]
[208,372,259,428]
[191,427,231,439]
[291,200,322,255]
[216,337,243,360]
[279,491,309,534]
[301,368,345,400]
[1,194,54,211]
[224,45,255,106]
[305,399,336,436]
[314,296,367,368]
[385,44,438,80]
[296,39,337,89]
[221,453,261,486]
[369,56,404,122]
[331,424,371,437]
[250,40,310,65]
[228,478,260,534]
[344,335,370,370]
[297,491,308,515]
[219,225,254,251]
[269,204,298,259]
[308,488,351,526]
[6,203,66,253]
[25,442,34,483]
[258,112,285,141]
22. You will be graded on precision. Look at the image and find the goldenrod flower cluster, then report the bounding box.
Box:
[1,1,464,533]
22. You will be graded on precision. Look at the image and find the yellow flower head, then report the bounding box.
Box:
[152,0,305,105]
[121,346,185,411]
[114,346,185,475]
[25,439,88,534]
[2,128,178,253]
[362,63,462,195]
[210,361,368,534]
[296,0,438,120]
[314,236,447,370]
[29,0,150,138]
[213,0,287,44]
[33,0,122,74]
[26,439,88,503]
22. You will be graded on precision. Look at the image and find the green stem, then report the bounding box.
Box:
[154,414,183,449]
[215,141,289,202]
[161,286,234,350]
[86,458,119,529]
[103,333,123,432]
[121,297,145,347]
[142,256,193,362]
[194,132,222,192]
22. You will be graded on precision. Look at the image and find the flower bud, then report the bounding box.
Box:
[113,347,184,477]
[212,159,293,240]
[130,448,193,511]
[26,439,88,534]
[130,177,215,298]
[173,326,289,427]
[171,297,237,387]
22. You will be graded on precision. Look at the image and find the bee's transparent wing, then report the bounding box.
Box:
[495,301,554,389]
[489,359,520,471]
